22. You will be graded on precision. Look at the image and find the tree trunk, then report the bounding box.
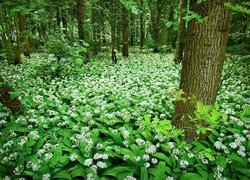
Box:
[92,4,101,54]
[174,0,187,64]
[130,13,135,46]
[0,76,24,114]
[62,10,67,34]
[77,0,85,42]
[18,12,31,57]
[76,0,89,61]
[111,1,118,64]
[13,12,22,65]
[122,6,129,57]
[167,0,174,47]
[139,0,144,49]
[172,0,232,142]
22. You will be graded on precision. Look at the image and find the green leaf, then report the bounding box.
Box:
[181,173,201,180]
[152,153,172,167]
[140,167,148,180]
[53,171,72,179]
[74,58,83,65]
[103,166,135,177]
[57,129,72,138]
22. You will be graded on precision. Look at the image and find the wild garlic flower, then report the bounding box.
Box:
[84,158,93,167]
[70,153,78,161]
[180,160,189,168]
[42,174,51,180]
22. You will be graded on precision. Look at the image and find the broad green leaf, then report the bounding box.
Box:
[140,167,148,180]
[75,58,83,65]
[181,173,201,180]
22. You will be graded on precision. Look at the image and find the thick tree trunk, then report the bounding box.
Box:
[77,0,85,42]
[122,6,129,57]
[172,0,232,142]
[139,0,144,49]
[174,0,187,64]
[0,76,24,114]
[18,12,31,57]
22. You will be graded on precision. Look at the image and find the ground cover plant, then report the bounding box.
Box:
[0,51,249,179]
[1,0,250,179]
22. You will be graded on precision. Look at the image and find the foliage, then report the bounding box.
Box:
[0,51,249,179]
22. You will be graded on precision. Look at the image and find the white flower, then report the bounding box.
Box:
[96,161,107,169]
[237,150,246,157]
[86,174,95,180]
[180,160,189,168]
[202,158,208,164]
[29,130,40,140]
[31,163,40,171]
[144,162,150,168]
[151,158,158,165]
[135,156,141,162]
[70,153,78,161]
[143,154,150,161]
[229,142,237,149]
[123,154,130,160]
[94,153,108,160]
[124,176,137,180]
[123,140,129,148]
[188,153,194,158]
[166,176,174,180]
[90,165,97,172]
[44,152,53,160]
[42,173,51,180]
[214,141,222,149]
[84,158,93,167]
[146,145,157,154]
[168,142,174,149]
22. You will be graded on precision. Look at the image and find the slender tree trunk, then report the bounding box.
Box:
[0,76,24,114]
[62,10,67,34]
[140,0,144,49]
[18,12,31,57]
[92,4,101,54]
[111,2,118,64]
[172,0,232,142]
[130,13,135,46]
[167,0,174,47]
[56,9,61,27]
[122,6,129,57]
[77,0,85,42]
[13,12,21,65]
[174,0,187,63]
[77,0,89,61]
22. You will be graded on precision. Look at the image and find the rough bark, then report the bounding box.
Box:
[18,12,31,57]
[122,5,129,57]
[92,4,101,54]
[13,12,22,65]
[172,0,232,142]
[77,0,85,42]
[0,76,24,114]
[111,1,118,64]
[139,0,144,49]
[167,0,174,47]
[174,0,187,64]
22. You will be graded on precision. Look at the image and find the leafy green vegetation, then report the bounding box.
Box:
[0,51,249,179]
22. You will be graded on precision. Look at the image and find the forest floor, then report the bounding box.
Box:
[0,50,249,179]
